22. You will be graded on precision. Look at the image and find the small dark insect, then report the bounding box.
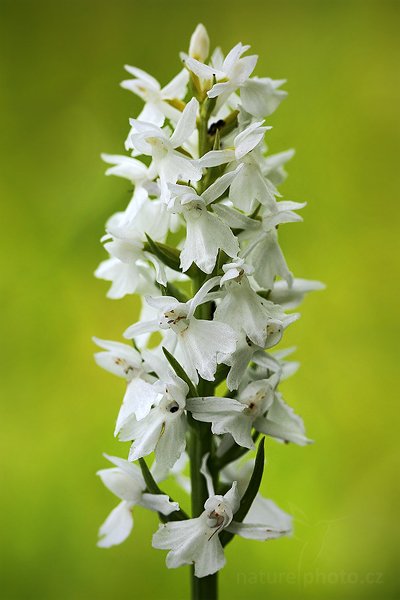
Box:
[208,119,225,135]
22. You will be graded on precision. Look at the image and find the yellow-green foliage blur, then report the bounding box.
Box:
[0,1,398,598]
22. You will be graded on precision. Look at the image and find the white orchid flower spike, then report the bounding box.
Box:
[93,23,322,593]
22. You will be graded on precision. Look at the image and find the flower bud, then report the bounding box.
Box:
[189,23,209,62]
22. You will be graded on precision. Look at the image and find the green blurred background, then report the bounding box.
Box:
[0,0,399,598]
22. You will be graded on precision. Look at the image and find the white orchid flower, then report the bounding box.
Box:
[261,200,307,229]
[153,450,291,577]
[92,337,171,425]
[111,343,185,430]
[247,229,292,291]
[167,167,242,273]
[255,390,312,445]
[222,309,299,391]
[117,374,189,474]
[121,66,188,127]
[123,277,237,384]
[182,42,258,110]
[229,153,279,212]
[153,479,240,578]
[239,200,306,290]
[262,149,295,186]
[214,258,288,347]
[95,197,170,298]
[97,454,179,548]
[127,98,202,202]
[94,257,158,299]
[187,375,278,449]
[101,152,150,184]
[105,196,169,248]
[269,278,326,309]
[198,121,279,213]
[243,346,300,386]
[210,261,300,392]
[240,77,287,118]
[115,373,164,429]
[93,337,144,381]
[228,494,292,540]
[100,153,158,219]
[188,375,311,448]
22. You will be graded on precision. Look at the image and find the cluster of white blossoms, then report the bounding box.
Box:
[94,24,323,580]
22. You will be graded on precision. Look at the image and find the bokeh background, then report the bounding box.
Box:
[1,0,399,598]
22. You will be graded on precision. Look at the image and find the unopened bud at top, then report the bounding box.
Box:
[189,23,210,62]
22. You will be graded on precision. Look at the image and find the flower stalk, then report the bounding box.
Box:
[93,23,323,600]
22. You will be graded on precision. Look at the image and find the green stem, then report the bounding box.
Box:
[191,567,218,600]
[188,415,211,516]
[189,246,218,598]
[189,271,214,513]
